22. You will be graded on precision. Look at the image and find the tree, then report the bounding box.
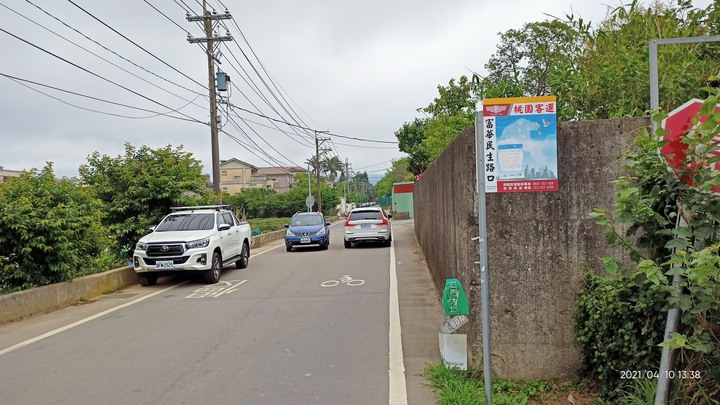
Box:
[477,19,584,120]
[476,1,720,120]
[422,115,474,161]
[374,158,413,198]
[0,164,107,292]
[79,143,208,257]
[349,172,375,201]
[322,155,344,185]
[571,0,720,119]
[422,75,478,119]
[395,118,430,175]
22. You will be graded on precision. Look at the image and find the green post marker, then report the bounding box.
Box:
[441,278,469,317]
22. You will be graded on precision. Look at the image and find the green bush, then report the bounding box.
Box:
[0,165,108,292]
[574,272,668,399]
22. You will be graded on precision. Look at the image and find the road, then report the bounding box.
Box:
[0,219,442,405]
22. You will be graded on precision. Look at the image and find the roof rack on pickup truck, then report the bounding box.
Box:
[169,205,230,212]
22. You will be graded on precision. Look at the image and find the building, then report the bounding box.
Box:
[255,166,306,193]
[0,165,22,184]
[219,158,261,194]
[391,181,414,218]
[219,159,308,194]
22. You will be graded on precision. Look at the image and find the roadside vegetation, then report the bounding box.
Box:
[424,361,601,404]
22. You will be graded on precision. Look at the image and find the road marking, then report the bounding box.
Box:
[388,230,408,405]
[185,280,247,298]
[320,275,365,287]
[0,281,188,357]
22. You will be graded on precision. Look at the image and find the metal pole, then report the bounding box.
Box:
[307,163,312,212]
[648,35,720,404]
[315,133,321,212]
[649,39,659,134]
[474,112,493,403]
[655,212,684,405]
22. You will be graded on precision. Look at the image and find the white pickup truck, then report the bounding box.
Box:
[132,205,252,286]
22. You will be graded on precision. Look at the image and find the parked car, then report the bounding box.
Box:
[344,207,392,248]
[133,205,252,286]
[284,211,330,251]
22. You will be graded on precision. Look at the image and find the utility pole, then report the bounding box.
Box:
[187,2,233,194]
[344,157,349,213]
[314,130,330,212]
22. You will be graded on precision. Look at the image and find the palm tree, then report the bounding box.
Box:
[322,156,343,186]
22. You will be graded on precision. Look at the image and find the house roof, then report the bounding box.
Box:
[219,158,258,171]
[256,166,307,176]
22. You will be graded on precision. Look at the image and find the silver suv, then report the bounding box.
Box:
[343,206,392,248]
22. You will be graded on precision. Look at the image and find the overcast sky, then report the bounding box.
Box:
[0,1,709,182]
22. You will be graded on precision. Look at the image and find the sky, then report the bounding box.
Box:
[0,0,710,184]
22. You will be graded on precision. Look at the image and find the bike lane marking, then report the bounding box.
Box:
[320,275,365,287]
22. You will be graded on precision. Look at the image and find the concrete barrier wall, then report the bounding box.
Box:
[0,266,137,325]
[414,117,648,379]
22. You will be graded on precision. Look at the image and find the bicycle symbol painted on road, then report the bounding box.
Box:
[320,275,365,287]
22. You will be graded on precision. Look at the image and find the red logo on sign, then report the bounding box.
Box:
[483,104,509,116]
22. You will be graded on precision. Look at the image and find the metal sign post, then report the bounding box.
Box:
[474,112,493,403]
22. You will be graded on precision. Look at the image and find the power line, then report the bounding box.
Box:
[143,0,190,35]
[1,72,203,122]
[66,0,207,91]
[23,0,205,98]
[0,27,204,124]
[222,101,398,144]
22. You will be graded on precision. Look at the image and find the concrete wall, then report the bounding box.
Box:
[414,117,648,379]
[0,266,137,325]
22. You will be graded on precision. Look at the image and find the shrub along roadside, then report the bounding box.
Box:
[581,92,720,401]
[0,164,114,294]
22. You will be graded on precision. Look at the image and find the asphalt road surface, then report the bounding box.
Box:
[0,219,442,405]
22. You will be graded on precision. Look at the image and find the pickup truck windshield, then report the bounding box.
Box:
[156,213,215,231]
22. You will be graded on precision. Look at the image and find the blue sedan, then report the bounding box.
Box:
[284,212,330,252]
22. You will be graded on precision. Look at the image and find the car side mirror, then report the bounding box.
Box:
[325,222,330,226]
[218,224,231,231]
[284,224,289,228]
[149,226,156,231]
[387,214,393,219]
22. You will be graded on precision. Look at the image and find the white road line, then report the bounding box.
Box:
[0,281,188,357]
[389,231,408,405]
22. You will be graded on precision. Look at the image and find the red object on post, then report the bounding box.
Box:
[660,98,720,193]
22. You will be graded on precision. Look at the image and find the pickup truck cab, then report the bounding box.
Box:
[133,205,252,286]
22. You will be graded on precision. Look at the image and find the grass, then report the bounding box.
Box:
[424,361,603,404]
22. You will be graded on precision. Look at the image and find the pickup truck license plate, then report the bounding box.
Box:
[300,237,311,244]
[156,260,175,269]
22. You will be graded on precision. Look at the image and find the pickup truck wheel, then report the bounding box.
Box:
[236,242,249,269]
[138,273,158,286]
[204,252,222,284]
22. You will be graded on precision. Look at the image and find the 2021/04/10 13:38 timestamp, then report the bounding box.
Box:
[620,370,701,379]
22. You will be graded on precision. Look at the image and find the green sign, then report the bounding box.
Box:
[442,278,469,316]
